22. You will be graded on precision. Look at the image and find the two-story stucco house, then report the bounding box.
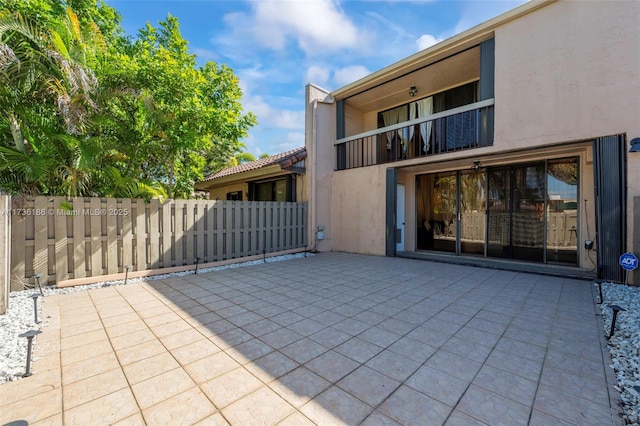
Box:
[305,0,640,283]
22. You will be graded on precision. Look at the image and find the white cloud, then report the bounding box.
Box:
[242,94,304,131]
[250,0,362,54]
[416,34,442,51]
[306,65,330,85]
[333,65,371,87]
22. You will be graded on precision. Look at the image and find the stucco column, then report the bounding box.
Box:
[0,192,10,314]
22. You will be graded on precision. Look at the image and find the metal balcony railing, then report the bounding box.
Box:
[335,99,495,170]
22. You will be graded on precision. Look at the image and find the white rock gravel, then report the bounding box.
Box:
[0,253,311,385]
[601,282,640,426]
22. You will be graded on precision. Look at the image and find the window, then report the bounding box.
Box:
[249,176,296,202]
[226,191,242,201]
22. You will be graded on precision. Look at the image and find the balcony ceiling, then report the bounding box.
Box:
[344,46,480,113]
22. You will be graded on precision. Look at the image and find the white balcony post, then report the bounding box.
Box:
[0,192,10,314]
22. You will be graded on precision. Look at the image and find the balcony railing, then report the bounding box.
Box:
[335,99,494,170]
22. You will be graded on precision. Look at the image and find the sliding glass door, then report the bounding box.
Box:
[416,157,578,265]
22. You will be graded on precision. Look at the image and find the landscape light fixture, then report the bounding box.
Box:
[409,85,418,97]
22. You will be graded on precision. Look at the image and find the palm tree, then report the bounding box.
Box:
[0,9,98,193]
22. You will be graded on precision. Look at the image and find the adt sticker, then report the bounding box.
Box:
[619,253,639,271]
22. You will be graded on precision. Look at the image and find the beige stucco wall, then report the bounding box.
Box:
[494,0,640,281]
[306,84,335,252]
[332,166,387,256]
[207,182,247,201]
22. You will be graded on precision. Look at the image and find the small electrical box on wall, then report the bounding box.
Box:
[317,225,325,240]
[585,240,594,250]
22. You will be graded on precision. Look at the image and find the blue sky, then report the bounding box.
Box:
[105,0,526,157]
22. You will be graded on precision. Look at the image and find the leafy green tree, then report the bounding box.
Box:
[130,15,255,198]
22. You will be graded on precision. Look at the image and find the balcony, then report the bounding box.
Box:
[335,99,494,170]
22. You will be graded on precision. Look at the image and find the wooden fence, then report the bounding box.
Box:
[9,196,307,291]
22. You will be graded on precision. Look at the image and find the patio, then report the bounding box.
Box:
[0,252,621,425]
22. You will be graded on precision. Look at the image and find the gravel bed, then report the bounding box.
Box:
[601,282,640,425]
[0,253,311,385]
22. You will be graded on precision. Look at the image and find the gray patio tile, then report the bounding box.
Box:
[331,303,364,318]
[332,318,371,336]
[534,384,613,425]
[406,325,451,347]
[360,411,402,426]
[245,351,299,383]
[337,365,401,407]
[528,409,574,426]
[300,385,373,426]
[379,385,450,426]
[472,364,537,406]
[387,336,438,364]
[280,338,329,364]
[334,337,383,363]
[253,304,288,318]
[357,326,402,348]
[503,325,549,347]
[261,328,304,349]
[466,317,509,335]
[493,336,547,363]
[433,309,474,326]
[215,327,254,349]
[456,384,530,426]
[308,327,352,348]
[286,318,326,336]
[269,367,331,408]
[184,351,240,384]
[484,348,543,382]
[365,349,421,382]
[406,365,468,407]
[170,338,221,365]
[440,336,494,363]
[202,319,236,336]
[291,304,326,318]
[228,311,263,327]
[424,350,482,382]
[187,311,222,327]
[539,364,610,405]
[305,350,360,383]
[271,312,307,327]
[310,310,347,326]
[228,338,275,364]
[444,410,490,425]
[244,318,282,337]
[376,317,416,335]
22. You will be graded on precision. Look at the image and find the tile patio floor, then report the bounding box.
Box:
[0,252,622,425]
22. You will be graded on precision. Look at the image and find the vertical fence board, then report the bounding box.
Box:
[10,203,25,290]
[264,202,273,253]
[90,198,102,276]
[233,202,241,258]
[134,199,146,271]
[72,197,86,278]
[174,200,185,265]
[216,202,224,261]
[226,202,235,258]
[148,199,160,269]
[106,198,118,274]
[207,201,215,262]
[33,197,48,283]
[196,200,206,261]
[121,199,132,269]
[54,197,68,283]
[161,200,172,268]
[185,200,195,264]
[241,203,249,257]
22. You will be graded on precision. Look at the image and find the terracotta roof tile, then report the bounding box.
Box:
[201,147,306,182]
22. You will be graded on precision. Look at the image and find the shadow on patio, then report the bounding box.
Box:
[0,252,620,425]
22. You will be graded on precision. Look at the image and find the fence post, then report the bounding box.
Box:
[0,192,11,314]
